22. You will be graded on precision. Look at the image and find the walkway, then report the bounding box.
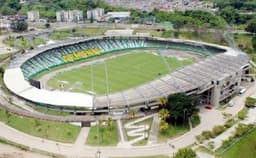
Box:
[148,114,160,145]
[212,107,256,150]
[74,127,90,148]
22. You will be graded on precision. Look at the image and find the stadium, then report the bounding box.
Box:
[3,36,251,113]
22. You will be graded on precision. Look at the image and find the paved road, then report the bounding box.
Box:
[0,143,51,158]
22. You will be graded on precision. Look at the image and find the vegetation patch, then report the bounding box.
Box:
[0,108,80,143]
[86,119,119,146]
[220,126,256,158]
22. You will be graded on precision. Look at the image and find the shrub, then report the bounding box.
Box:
[196,135,205,143]
[245,97,256,107]
[224,119,236,128]
[173,147,196,158]
[237,108,248,120]
[202,130,213,139]
[234,123,253,137]
[221,136,234,149]
[191,114,200,127]
[212,125,226,137]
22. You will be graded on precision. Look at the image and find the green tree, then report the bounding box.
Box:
[159,120,169,132]
[107,117,113,129]
[252,36,256,50]
[245,18,256,34]
[173,147,196,158]
[219,6,238,24]
[159,109,170,121]
[129,109,137,118]
[166,93,198,125]
[158,97,167,108]
[45,23,50,28]
[11,20,28,32]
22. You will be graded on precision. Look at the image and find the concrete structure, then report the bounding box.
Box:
[104,29,134,36]
[4,36,250,113]
[27,11,40,22]
[56,10,83,22]
[107,12,130,22]
[0,18,11,30]
[87,8,104,21]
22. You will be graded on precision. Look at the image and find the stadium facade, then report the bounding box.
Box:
[4,36,250,113]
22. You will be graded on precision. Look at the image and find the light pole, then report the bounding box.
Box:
[96,150,101,158]
[168,143,175,158]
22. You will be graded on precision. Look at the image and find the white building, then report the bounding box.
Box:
[106,12,130,22]
[0,18,11,30]
[56,10,83,22]
[27,11,40,22]
[107,12,131,19]
[87,8,104,21]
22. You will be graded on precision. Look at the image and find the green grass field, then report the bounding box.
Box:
[86,121,119,146]
[0,108,80,143]
[222,128,256,158]
[48,52,193,94]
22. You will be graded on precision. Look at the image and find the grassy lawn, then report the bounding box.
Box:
[76,27,107,36]
[32,37,46,46]
[86,121,119,146]
[3,36,46,49]
[49,30,71,40]
[0,53,10,61]
[0,108,80,143]
[158,124,190,142]
[48,52,193,94]
[222,128,256,158]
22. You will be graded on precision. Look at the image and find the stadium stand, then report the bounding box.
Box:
[4,36,250,111]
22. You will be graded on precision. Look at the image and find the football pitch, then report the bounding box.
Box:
[47,52,193,95]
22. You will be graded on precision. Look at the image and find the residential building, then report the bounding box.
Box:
[27,11,40,22]
[56,10,83,22]
[87,8,105,21]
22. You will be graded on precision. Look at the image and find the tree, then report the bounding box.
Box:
[159,109,170,121]
[45,23,50,28]
[219,6,238,24]
[245,18,256,34]
[252,36,256,50]
[173,148,196,158]
[166,93,198,125]
[159,120,169,132]
[107,117,113,129]
[11,20,28,32]
[129,109,137,118]
[158,97,167,108]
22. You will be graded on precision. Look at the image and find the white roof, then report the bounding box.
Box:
[107,12,130,18]
[4,68,93,108]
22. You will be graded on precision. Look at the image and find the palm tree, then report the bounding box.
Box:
[158,97,167,108]
[159,120,169,132]
[159,109,170,121]
[129,109,137,118]
[107,117,113,130]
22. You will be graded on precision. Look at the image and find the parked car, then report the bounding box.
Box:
[205,105,213,110]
